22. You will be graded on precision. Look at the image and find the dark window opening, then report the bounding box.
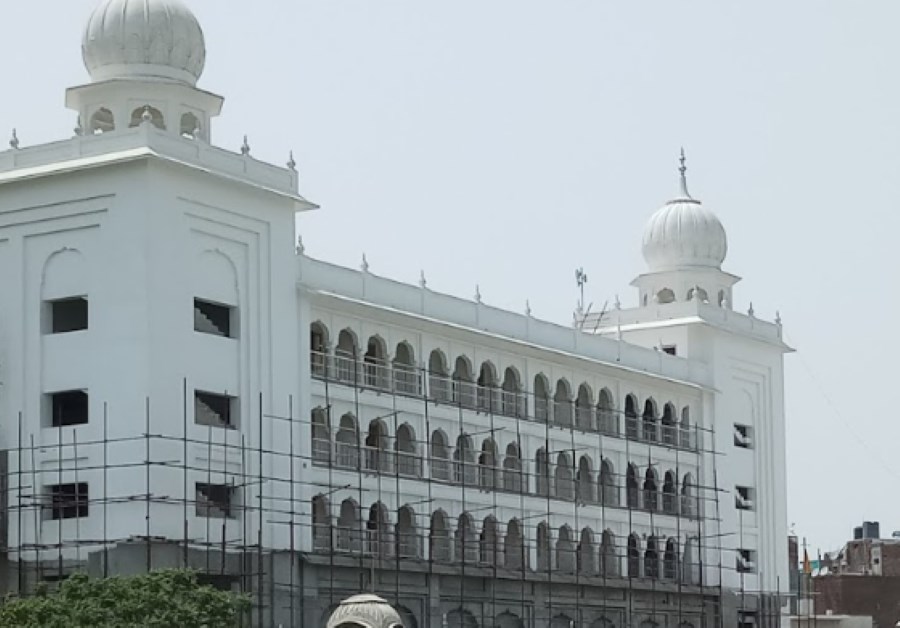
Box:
[47,482,88,520]
[734,423,753,449]
[735,486,754,510]
[662,345,677,356]
[196,482,237,519]
[194,391,238,429]
[737,549,756,573]
[49,391,89,427]
[48,298,88,333]
[197,573,239,591]
[194,299,235,338]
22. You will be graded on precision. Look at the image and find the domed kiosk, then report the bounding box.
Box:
[326,594,406,628]
[67,0,223,140]
[632,151,739,308]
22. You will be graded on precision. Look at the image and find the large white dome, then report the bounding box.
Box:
[641,175,727,272]
[82,0,206,86]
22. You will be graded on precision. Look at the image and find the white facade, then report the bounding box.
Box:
[0,1,790,626]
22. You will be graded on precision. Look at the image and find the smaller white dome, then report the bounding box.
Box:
[641,163,727,272]
[326,594,404,628]
[82,0,206,86]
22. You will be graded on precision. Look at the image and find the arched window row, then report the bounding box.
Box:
[311,414,701,518]
[312,497,702,583]
[310,323,700,450]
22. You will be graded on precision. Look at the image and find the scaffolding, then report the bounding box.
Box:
[0,344,784,628]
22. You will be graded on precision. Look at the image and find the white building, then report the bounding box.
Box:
[0,1,791,627]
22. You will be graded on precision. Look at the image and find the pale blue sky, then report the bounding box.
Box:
[2,1,898,554]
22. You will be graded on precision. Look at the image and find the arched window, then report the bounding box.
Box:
[446,609,479,628]
[502,442,522,493]
[537,522,552,572]
[664,538,679,580]
[577,455,595,503]
[497,612,524,628]
[335,329,358,383]
[452,357,475,409]
[312,495,331,551]
[556,526,576,574]
[453,434,477,485]
[601,530,619,577]
[428,350,450,402]
[535,448,550,497]
[600,459,618,506]
[661,402,677,445]
[643,468,659,512]
[576,383,594,430]
[656,288,675,304]
[396,505,419,559]
[310,322,329,378]
[591,618,616,628]
[552,616,575,628]
[477,362,499,412]
[89,108,115,134]
[682,474,697,517]
[480,516,498,565]
[180,112,201,139]
[478,439,498,489]
[681,406,694,449]
[393,342,419,395]
[578,527,596,575]
[504,519,525,570]
[429,510,452,562]
[534,374,550,422]
[663,471,678,514]
[501,367,523,417]
[311,407,330,463]
[396,424,420,477]
[555,452,574,501]
[626,464,640,508]
[597,388,618,434]
[645,537,660,579]
[430,430,451,481]
[364,336,390,390]
[687,286,709,303]
[553,379,573,427]
[335,414,359,469]
[642,398,658,442]
[625,394,639,439]
[627,534,641,578]
[129,105,165,130]
[364,419,391,473]
[455,513,478,563]
[367,502,392,557]
[336,498,360,553]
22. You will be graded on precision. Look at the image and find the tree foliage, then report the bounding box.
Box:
[0,569,250,628]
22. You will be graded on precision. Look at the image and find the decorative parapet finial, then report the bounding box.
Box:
[475,285,482,304]
[241,135,251,156]
[419,270,427,289]
[361,253,370,273]
[141,106,153,124]
[775,310,782,326]
[9,129,19,150]
[287,151,297,172]
[678,147,692,200]
[525,300,532,317]
[296,235,305,256]
[74,116,84,137]
[615,294,622,310]
[748,302,755,317]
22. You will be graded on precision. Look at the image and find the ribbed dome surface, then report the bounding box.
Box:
[642,197,728,271]
[82,0,206,85]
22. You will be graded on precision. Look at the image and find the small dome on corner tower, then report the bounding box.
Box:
[82,0,207,86]
[641,150,728,272]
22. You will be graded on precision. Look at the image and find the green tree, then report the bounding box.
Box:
[0,569,250,628]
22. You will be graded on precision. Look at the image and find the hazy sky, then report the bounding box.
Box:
[2,1,898,554]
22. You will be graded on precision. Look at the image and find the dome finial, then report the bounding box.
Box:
[678,147,692,199]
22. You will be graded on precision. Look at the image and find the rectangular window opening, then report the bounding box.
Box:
[46,482,89,520]
[735,485,755,511]
[46,390,89,427]
[195,482,237,519]
[661,345,677,356]
[737,549,757,573]
[46,297,89,334]
[734,423,753,449]
[194,391,238,429]
[194,299,236,338]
